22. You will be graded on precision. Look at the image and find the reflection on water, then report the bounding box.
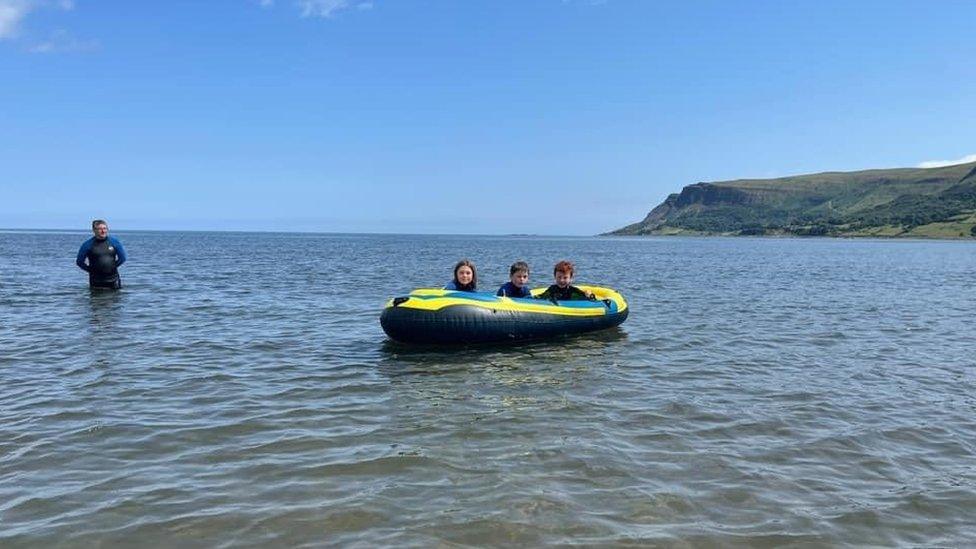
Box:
[379,327,628,365]
[86,288,124,327]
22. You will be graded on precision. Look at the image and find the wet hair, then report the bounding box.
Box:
[453,259,477,289]
[509,261,529,276]
[92,219,107,230]
[553,260,575,276]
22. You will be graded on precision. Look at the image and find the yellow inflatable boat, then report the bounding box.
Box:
[380,285,628,344]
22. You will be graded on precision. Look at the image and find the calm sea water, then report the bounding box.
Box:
[1,231,975,547]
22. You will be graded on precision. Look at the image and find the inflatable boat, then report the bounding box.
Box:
[380,285,628,344]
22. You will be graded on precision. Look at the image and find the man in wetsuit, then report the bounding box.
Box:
[76,219,127,289]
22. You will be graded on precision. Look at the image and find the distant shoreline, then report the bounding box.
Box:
[7,227,976,242]
[604,231,976,241]
[0,228,593,238]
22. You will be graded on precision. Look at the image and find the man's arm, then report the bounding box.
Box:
[76,239,92,272]
[111,237,127,267]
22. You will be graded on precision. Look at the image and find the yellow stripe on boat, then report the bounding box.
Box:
[383,285,628,316]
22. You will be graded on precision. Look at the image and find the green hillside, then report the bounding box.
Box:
[609,161,976,238]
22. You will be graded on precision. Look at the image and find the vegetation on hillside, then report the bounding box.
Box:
[610,162,976,238]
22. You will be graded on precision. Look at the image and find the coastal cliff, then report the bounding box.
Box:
[609,161,976,238]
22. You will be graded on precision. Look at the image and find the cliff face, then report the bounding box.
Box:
[630,185,759,228]
[610,161,976,237]
[641,193,678,223]
[672,183,757,208]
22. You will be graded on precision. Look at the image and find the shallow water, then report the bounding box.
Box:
[2,231,975,546]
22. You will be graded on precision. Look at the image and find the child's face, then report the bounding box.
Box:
[510,270,529,288]
[554,270,573,288]
[456,266,474,285]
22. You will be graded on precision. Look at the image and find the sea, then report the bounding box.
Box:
[1,230,974,547]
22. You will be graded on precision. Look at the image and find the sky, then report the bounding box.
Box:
[1,0,974,235]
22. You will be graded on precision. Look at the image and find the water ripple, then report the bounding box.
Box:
[2,233,976,546]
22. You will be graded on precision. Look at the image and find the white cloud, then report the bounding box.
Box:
[296,0,373,17]
[1,0,78,41]
[0,0,34,39]
[917,154,976,168]
[298,0,348,18]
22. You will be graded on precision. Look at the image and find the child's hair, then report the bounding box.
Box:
[553,260,575,276]
[453,259,477,287]
[509,261,529,276]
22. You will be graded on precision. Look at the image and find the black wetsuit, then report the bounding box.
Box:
[536,284,593,302]
[76,236,126,289]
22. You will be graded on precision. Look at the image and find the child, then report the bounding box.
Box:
[497,261,532,298]
[535,260,594,302]
[444,259,477,292]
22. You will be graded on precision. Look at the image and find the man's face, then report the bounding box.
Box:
[93,223,108,238]
[554,270,573,288]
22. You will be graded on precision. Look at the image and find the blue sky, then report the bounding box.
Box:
[2,0,974,235]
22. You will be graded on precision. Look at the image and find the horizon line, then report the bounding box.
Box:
[0,227,612,238]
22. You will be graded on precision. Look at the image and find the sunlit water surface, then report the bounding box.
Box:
[1,231,974,546]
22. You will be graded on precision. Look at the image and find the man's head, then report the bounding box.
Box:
[509,261,529,288]
[553,260,574,288]
[91,219,109,239]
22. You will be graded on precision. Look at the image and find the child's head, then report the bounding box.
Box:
[453,259,477,288]
[509,261,529,288]
[553,260,575,288]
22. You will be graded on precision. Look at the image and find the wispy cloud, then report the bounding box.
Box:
[0,0,34,39]
[296,0,373,18]
[917,153,976,168]
[257,0,373,18]
[298,0,347,18]
[29,28,96,53]
[1,0,84,50]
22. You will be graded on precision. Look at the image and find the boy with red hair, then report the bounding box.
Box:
[535,260,594,302]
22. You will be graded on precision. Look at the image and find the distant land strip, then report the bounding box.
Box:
[609,161,976,238]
